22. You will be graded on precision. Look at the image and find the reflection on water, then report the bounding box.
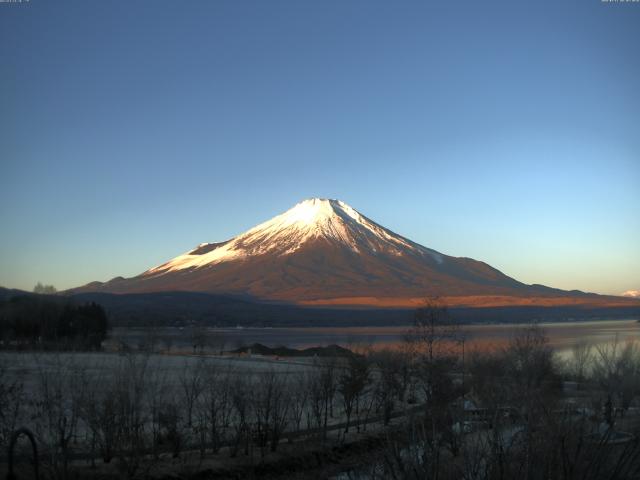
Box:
[113,319,640,356]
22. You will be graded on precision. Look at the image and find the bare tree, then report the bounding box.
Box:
[567,340,593,381]
[338,354,370,434]
[32,354,85,480]
[179,358,205,429]
[157,399,183,458]
[0,358,24,451]
[230,375,250,457]
[111,354,153,478]
[146,365,170,459]
[268,373,290,453]
[410,297,460,363]
[501,325,561,479]
[251,368,290,456]
[308,360,337,440]
[200,364,233,454]
[78,372,119,464]
[503,324,558,401]
[287,370,310,441]
[251,369,275,458]
[592,337,640,420]
[372,350,411,425]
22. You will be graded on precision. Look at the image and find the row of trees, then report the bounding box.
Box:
[0,295,110,350]
[0,351,409,479]
[359,322,640,480]
[567,338,640,417]
[3,337,639,479]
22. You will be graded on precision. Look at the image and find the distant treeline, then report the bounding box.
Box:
[0,294,109,350]
[70,290,640,328]
[1,287,638,329]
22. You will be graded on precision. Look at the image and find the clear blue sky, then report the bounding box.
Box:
[1,0,638,295]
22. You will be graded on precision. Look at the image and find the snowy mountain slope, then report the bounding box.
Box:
[145,198,444,275]
[70,198,613,306]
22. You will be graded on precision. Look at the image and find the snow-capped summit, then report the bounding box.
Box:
[72,198,596,306]
[145,198,442,276]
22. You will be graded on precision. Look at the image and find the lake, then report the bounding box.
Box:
[111,319,640,356]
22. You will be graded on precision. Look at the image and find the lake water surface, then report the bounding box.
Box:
[114,319,640,356]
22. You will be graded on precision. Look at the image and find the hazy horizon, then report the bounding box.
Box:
[1,1,638,295]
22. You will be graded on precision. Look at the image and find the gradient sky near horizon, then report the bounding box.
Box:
[1,0,638,295]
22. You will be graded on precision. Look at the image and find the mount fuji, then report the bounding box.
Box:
[71,198,631,308]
